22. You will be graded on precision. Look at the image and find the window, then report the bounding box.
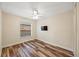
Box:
[20,24,31,37]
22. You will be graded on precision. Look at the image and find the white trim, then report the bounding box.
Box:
[39,39,74,52]
[2,39,34,48]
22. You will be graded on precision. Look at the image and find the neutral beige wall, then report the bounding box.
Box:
[77,3,79,56]
[37,10,74,51]
[2,12,37,47]
[0,10,2,56]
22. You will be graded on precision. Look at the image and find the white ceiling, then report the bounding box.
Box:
[0,2,74,20]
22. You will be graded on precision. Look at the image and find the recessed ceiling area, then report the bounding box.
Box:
[0,2,74,20]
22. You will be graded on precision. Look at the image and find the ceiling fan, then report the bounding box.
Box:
[32,9,43,20]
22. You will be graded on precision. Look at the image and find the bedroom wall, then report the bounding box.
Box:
[2,12,37,48]
[0,10,2,56]
[77,2,79,56]
[37,10,74,51]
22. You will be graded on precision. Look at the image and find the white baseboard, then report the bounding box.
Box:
[2,38,74,54]
[2,39,34,48]
[38,39,74,52]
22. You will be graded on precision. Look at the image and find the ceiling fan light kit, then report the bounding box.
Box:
[33,9,39,20]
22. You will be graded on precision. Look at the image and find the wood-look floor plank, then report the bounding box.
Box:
[35,42,57,56]
[9,47,15,57]
[37,51,47,57]
[37,39,74,56]
[22,43,36,57]
[35,39,74,56]
[18,44,28,57]
[1,39,74,57]
[24,43,48,57]
[45,44,72,57]
[30,42,56,57]
[34,42,64,57]
[6,48,10,57]
[21,43,37,57]
[25,43,40,57]
[25,42,50,57]
[13,45,21,57]
[1,48,7,57]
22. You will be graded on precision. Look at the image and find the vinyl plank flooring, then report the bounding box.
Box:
[1,39,74,57]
